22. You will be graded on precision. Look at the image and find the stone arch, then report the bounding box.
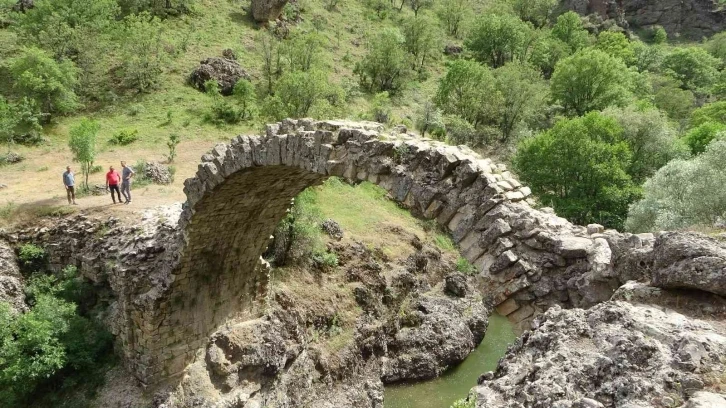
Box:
[128,119,614,385]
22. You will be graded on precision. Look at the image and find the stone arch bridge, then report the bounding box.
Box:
[124,119,623,385]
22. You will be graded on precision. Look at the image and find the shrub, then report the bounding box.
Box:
[312,249,339,269]
[109,129,139,145]
[626,139,726,232]
[450,398,476,408]
[456,257,477,275]
[167,133,181,163]
[355,28,410,95]
[18,243,45,271]
[370,92,392,124]
[684,122,726,155]
[435,60,501,130]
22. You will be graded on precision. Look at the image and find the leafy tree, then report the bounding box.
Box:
[551,11,590,52]
[280,30,326,72]
[663,47,721,93]
[364,0,390,19]
[551,49,632,116]
[527,31,570,78]
[355,28,410,94]
[683,122,726,155]
[14,0,118,59]
[651,74,694,121]
[436,0,471,38]
[116,12,166,93]
[704,31,726,63]
[167,133,181,163]
[652,26,668,44]
[690,101,726,127]
[68,118,99,190]
[415,101,443,137]
[512,112,637,229]
[626,139,726,232]
[258,31,283,96]
[9,47,80,118]
[232,80,258,120]
[408,0,433,16]
[465,14,532,68]
[402,13,444,73]
[602,105,687,182]
[204,80,242,124]
[493,62,549,141]
[632,41,666,73]
[435,59,501,128]
[596,31,635,64]
[0,97,42,147]
[511,0,557,28]
[264,70,340,119]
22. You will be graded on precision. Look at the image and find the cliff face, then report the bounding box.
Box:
[562,0,726,40]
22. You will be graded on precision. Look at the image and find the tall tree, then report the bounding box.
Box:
[355,28,410,94]
[513,112,637,229]
[116,12,166,93]
[511,0,557,28]
[465,14,533,68]
[551,11,590,52]
[435,60,501,128]
[68,118,100,190]
[551,49,632,116]
[493,62,549,141]
[436,0,471,38]
[402,13,444,73]
[9,47,80,118]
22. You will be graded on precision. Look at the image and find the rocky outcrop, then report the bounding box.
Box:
[0,239,25,312]
[250,0,289,22]
[651,232,726,297]
[143,162,173,185]
[561,0,726,40]
[189,57,251,96]
[382,294,487,382]
[474,301,726,407]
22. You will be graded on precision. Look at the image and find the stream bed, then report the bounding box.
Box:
[384,313,517,408]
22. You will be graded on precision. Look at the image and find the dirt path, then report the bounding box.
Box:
[0,139,222,228]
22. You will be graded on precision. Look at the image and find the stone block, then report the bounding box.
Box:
[507,303,535,323]
[495,298,519,316]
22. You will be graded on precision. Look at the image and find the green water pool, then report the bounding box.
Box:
[384,313,517,408]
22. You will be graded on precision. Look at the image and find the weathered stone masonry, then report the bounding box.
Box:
[3,119,662,386]
[117,118,648,386]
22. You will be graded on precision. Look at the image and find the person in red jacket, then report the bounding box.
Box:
[106,166,122,204]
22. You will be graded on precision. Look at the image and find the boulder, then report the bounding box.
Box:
[250,0,289,22]
[443,44,463,56]
[382,294,487,383]
[144,162,173,185]
[444,273,468,297]
[0,240,25,312]
[686,392,726,408]
[651,232,726,297]
[189,57,251,96]
[321,219,343,240]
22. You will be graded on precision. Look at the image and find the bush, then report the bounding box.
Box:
[109,129,139,145]
[0,265,113,407]
[684,122,726,155]
[355,28,410,95]
[465,13,533,68]
[18,243,45,271]
[626,139,726,232]
[369,92,392,123]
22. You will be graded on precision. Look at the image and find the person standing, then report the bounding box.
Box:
[106,165,122,204]
[62,166,77,205]
[120,161,135,204]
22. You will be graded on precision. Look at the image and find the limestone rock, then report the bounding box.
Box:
[651,232,726,296]
[321,219,343,240]
[475,301,726,407]
[250,0,289,22]
[189,57,251,96]
[382,294,488,383]
[0,240,25,312]
[685,392,726,408]
[143,162,173,185]
[444,272,468,297]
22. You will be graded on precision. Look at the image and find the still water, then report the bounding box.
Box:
[384,313,517,408]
